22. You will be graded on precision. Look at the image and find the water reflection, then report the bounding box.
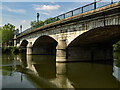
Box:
[2,54,36,88]
[25,54,120,88]
[1,53,120,88]
[67,62,119,88]
[26,55,56,79]
[25,55,73,88]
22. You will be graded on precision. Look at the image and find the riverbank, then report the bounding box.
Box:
[2,46,20,54]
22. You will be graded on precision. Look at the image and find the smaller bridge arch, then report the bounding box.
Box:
[32,35,58,55]
[20,39,28,47]
[20,39,28,52]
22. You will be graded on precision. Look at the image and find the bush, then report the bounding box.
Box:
[2,46,20,54]
[113,41,120,51]
[2,47,10,53]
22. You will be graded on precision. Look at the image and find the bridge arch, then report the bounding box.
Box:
[32,35,58,55]
[68,25,120,46]
[20,39,29,52]
[20,39,28,52]
[20,39,28,47]
[67,25,120,61]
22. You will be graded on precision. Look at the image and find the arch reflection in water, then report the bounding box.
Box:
[26,55,56,78]
[26,55,74,88]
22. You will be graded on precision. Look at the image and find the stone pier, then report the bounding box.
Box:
[27,42,32,55]
[56,40,67,62]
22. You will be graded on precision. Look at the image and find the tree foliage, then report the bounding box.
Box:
[1,23,15,44]
[44,17,53,24]
[30,20,44,27]
[30,17,60,27]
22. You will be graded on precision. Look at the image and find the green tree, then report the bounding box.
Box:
[30,17,60,27]
[30,17,61,29]
[38,20,44,26]
[44,17,53,24]
[30,20,37,27]
[44,17,60,24]
[30,20,44,27]
[1,23,15,46]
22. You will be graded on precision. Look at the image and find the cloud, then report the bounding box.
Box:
[40,11,50,16]
[50,1,55,4]
[3,6,26,14]
[33,4,60,11]
[8,8,25,13]
[21,20,27,23]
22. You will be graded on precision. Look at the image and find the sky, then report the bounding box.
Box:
[1,0,118,32]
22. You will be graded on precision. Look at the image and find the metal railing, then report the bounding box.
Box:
[17,0,120,36]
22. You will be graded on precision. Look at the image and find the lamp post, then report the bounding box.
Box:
[111,0,113,4]
[94,0,96,9]
[37,13,39,23]
[20,25,22,33]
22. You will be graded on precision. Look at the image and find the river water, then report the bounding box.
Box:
[1,53,120,89]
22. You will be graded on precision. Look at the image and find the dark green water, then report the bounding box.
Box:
[1,53,120,88]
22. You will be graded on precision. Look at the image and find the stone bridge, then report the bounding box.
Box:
[15,2,120,62]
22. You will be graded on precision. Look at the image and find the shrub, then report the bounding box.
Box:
[2,46,20,54]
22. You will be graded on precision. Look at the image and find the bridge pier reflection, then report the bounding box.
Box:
[55,63,74,88]
[26,55,38,74]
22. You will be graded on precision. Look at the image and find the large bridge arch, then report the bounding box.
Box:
[32,35,58,55]
[67,25,120,46]
[67,25,120,61]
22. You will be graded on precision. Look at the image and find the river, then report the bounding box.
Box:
[1,52,120,89]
